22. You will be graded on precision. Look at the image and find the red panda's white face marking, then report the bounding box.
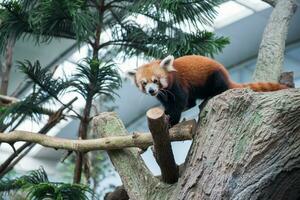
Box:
[126,55,175,96]
[160,77,168,88]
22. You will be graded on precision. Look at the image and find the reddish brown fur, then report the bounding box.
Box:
[136,60,163,80]
[230,82,289,92]
[135,55,288,93]
[172,55,288,92]
[172,55,231,89]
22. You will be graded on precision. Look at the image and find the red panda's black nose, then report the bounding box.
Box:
[149,88,155,94]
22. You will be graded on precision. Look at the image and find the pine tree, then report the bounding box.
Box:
[0,0,229,188]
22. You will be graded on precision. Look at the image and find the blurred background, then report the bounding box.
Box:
[0,0,300,199]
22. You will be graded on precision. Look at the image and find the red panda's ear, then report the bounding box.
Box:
[160,55,176,72]
[126,69,137,82]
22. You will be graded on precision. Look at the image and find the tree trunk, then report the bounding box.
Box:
[96,88,300,200]
[74,95,93,183]
[0,38,14,95]
[171,88,300,199]
[253,0,297,82]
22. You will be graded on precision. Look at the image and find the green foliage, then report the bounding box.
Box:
[17,58,121,102]
[0,0,95,52]
[0,168,94,200]
[113,23,229,58]
[0,0,31,52]
[0,168,48,193]
[0,60,69,131]
[0,106,7,114]
[0,58,122,131]
[105,0,230,58]
[129,0,220,25]
[27,0,95,43]
[71,58,122,100]
[18,60,69,99]
[0,0,229,58]
[0,90,52,130]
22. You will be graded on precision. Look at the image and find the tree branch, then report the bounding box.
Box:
[0,94,19,104]
[253,0,297,81]
[279,71,294,88]
[93,112,178,200]
[147,107,179,184]
[0,119,194,152]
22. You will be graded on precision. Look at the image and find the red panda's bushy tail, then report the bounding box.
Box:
[230,81,289,92]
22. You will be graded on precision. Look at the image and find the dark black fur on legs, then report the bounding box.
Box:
[186,98,196,110]
[156,70,230,126]
[156,79,188,126]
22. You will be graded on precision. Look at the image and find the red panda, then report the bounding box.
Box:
[127,55,288,126]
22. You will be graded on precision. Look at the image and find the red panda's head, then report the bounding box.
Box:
[127,55,176,96]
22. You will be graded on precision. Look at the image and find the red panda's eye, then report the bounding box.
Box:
[153,79,158,83]
[142,81,147,86]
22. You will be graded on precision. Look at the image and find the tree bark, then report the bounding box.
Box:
[171,88,300,199]
[253,0,297,82]
[73,95,93,183]
[0,38,14,96]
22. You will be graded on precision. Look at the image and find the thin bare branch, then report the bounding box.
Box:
[0,119,194,152]
[0,94,19,104]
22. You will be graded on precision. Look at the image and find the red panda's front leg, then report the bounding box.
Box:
[160,91,188,126]
[165,107,184,126]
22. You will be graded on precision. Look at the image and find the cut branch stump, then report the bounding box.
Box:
[147,107,179,184]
